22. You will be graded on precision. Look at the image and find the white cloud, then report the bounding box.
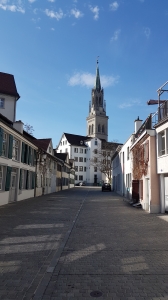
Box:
[51,27,55,31]
[144,27,151,38]
[48,0,55,2]
[68,72,119,88]
[89,5,99,20]
[0,3,25,13]
[28,0,36,3]
[45,8,64,20]
[110,2,119,11]
[119,100,141,109]
[71,8,83,19]
[111,29,121,42]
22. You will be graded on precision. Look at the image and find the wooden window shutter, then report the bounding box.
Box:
[21,142,25,163]
[5,166,12,191]
[32,172,35,189]
[28,146,31,165]
[33,149,37,166]
[8,134,13,159]
[19,169,22,190]
[26,170,29,189]
[25,144,29,164]
[0,127,3,156]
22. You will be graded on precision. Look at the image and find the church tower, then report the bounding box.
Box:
[86,61,109,141]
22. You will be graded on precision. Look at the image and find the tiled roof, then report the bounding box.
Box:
[0,72,20,99]
[33,138,51,151]
[55,153,68,162]
[64,133,89,147]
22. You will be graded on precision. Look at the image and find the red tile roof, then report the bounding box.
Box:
[0,72,20,99]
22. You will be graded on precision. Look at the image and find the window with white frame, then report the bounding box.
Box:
[84,158,86,162]
[2,131,8,157]
[74,148,78,153]
[75,166,78,172]
[75,175,78,180]
[79,157,83,162]
[80,148,83,153]
[65,148,68,153]
[0,98,5,108]
[79,175,83,181]
[0,165,6,191]
[84,149,87,154]
[127,147,130,160]
[79,166,83,171]
[74,157,78,162]
[84,167,86,172]
[160,130,166,156]
[12,138,19,161]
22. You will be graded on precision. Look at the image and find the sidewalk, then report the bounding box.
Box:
[1,188,168,299]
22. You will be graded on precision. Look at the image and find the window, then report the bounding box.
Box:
[79,166,83,171]
[94,157,97,163]
[2,132,8,157]
[102,125,105,133]
[74,148,78,153]
[84,158,86,162]
[94,167,97,172]
[160,131,165,155]
[75,175,78,180]
[92,124,94,134]
[89,125,91,135]
[75,166,78,172]
[65,140,67,145]
[98,124,101,132]
[79,175,83,181]
[79,157,83,162]
[13,138,19,161]
[65,148,68,153]
[60,150,62,153]
[84,167,86,172]
[80,148,83,153]
[84,149,87,154]
[95,140,97,146]
[0,98,5,108]
[74,157,78,162]
[49,147,51,153]
[0,165,6,191]
[127,147,130,160]
[63,141,64,145]
[94,149,97,154]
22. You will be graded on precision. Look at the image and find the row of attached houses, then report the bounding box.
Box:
[112,91,168,214]
[0,72,75,207]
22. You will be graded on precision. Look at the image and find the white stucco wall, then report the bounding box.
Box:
[0,94,16,122]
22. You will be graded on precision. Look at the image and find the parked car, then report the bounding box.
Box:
[76,181,86,186]
[102,182,111,192]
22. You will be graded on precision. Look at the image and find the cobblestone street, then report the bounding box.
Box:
[1,187,168,299]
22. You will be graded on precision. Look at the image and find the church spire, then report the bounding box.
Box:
[95,59,101,91]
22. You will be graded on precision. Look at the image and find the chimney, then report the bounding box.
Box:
[13,120,24,134]
[134,116,142,134]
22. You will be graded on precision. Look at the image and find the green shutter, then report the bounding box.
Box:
[5,166,12,191]
[31,148,34,166]
[34,150,37,166]
[21,142,25,163]
[26,170,29,189]
[0,127,3,156]
[25,144,28,164]
[19,169,22,190]
[32,172,35,189]
[8,134,13,159]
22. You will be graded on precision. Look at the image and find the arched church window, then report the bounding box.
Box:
[92,124,94,134]
[98,124,101,132]
[102,125,105,133]
[89,125,91,135]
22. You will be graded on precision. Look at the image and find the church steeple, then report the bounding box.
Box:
[86,61,109,141]
[95,60,101,91]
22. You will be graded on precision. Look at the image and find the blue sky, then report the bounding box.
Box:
[1,0,168,147]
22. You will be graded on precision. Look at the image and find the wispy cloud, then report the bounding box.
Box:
[45,9,64,20]
[144,27,151,38]
[28,0,36,3]
[89,5,99,20]
[110,2,119,11]
[51,27,55,31]
[71,8,83,19]
[68,72,119,88]
[0,3,25,13]
[119,100,141,109]
[111,29,121,42]
[48,0,55,2]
